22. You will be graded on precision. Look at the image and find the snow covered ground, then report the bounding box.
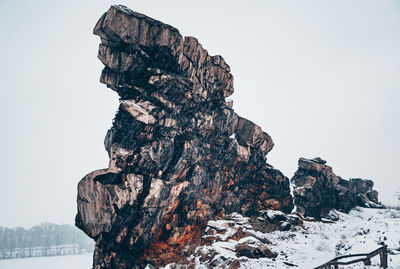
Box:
[259,207,400,268]
[0,253,92,269]
[178,207,400,269]
[2,208,399,269]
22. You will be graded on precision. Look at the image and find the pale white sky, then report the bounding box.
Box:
[0,0,399,227]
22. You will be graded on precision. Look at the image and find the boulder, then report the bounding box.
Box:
[236,238,277,259]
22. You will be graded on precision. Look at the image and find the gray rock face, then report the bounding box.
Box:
[76,5,293,268]
[291,157,383,219]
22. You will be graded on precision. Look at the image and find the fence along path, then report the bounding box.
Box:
[314,245,388,269]
[0,244,87,259]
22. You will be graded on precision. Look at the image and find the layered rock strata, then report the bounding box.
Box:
[76,5,293,268]
[291,157,383,219]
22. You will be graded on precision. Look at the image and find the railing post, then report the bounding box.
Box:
[380,246,388,268]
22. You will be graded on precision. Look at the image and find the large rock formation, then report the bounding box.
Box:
[76,5,293,268]
[291,157,383,219]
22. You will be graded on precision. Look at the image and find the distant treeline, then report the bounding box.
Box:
[0,223,93,259]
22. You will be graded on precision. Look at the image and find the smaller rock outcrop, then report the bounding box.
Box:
[291,157,383,219]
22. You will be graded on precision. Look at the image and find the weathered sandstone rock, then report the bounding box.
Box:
[291,157,383,219]
[76,5,292,268]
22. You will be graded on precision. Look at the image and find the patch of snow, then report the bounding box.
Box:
[264,210,285,221]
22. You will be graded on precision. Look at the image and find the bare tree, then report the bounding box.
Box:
[0,223,93,259]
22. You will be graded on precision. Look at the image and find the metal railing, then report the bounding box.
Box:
[314,245,388,269]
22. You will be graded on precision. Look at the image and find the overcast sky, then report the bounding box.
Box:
[0,0,399,228]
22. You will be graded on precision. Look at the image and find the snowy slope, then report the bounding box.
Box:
[161,207,400,269]
[262,207,400,268]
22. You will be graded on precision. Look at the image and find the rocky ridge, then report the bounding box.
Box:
[76,5,292,269]
[75,5,382,269]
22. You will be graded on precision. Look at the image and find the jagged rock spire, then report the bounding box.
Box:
[76,5,292,268]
